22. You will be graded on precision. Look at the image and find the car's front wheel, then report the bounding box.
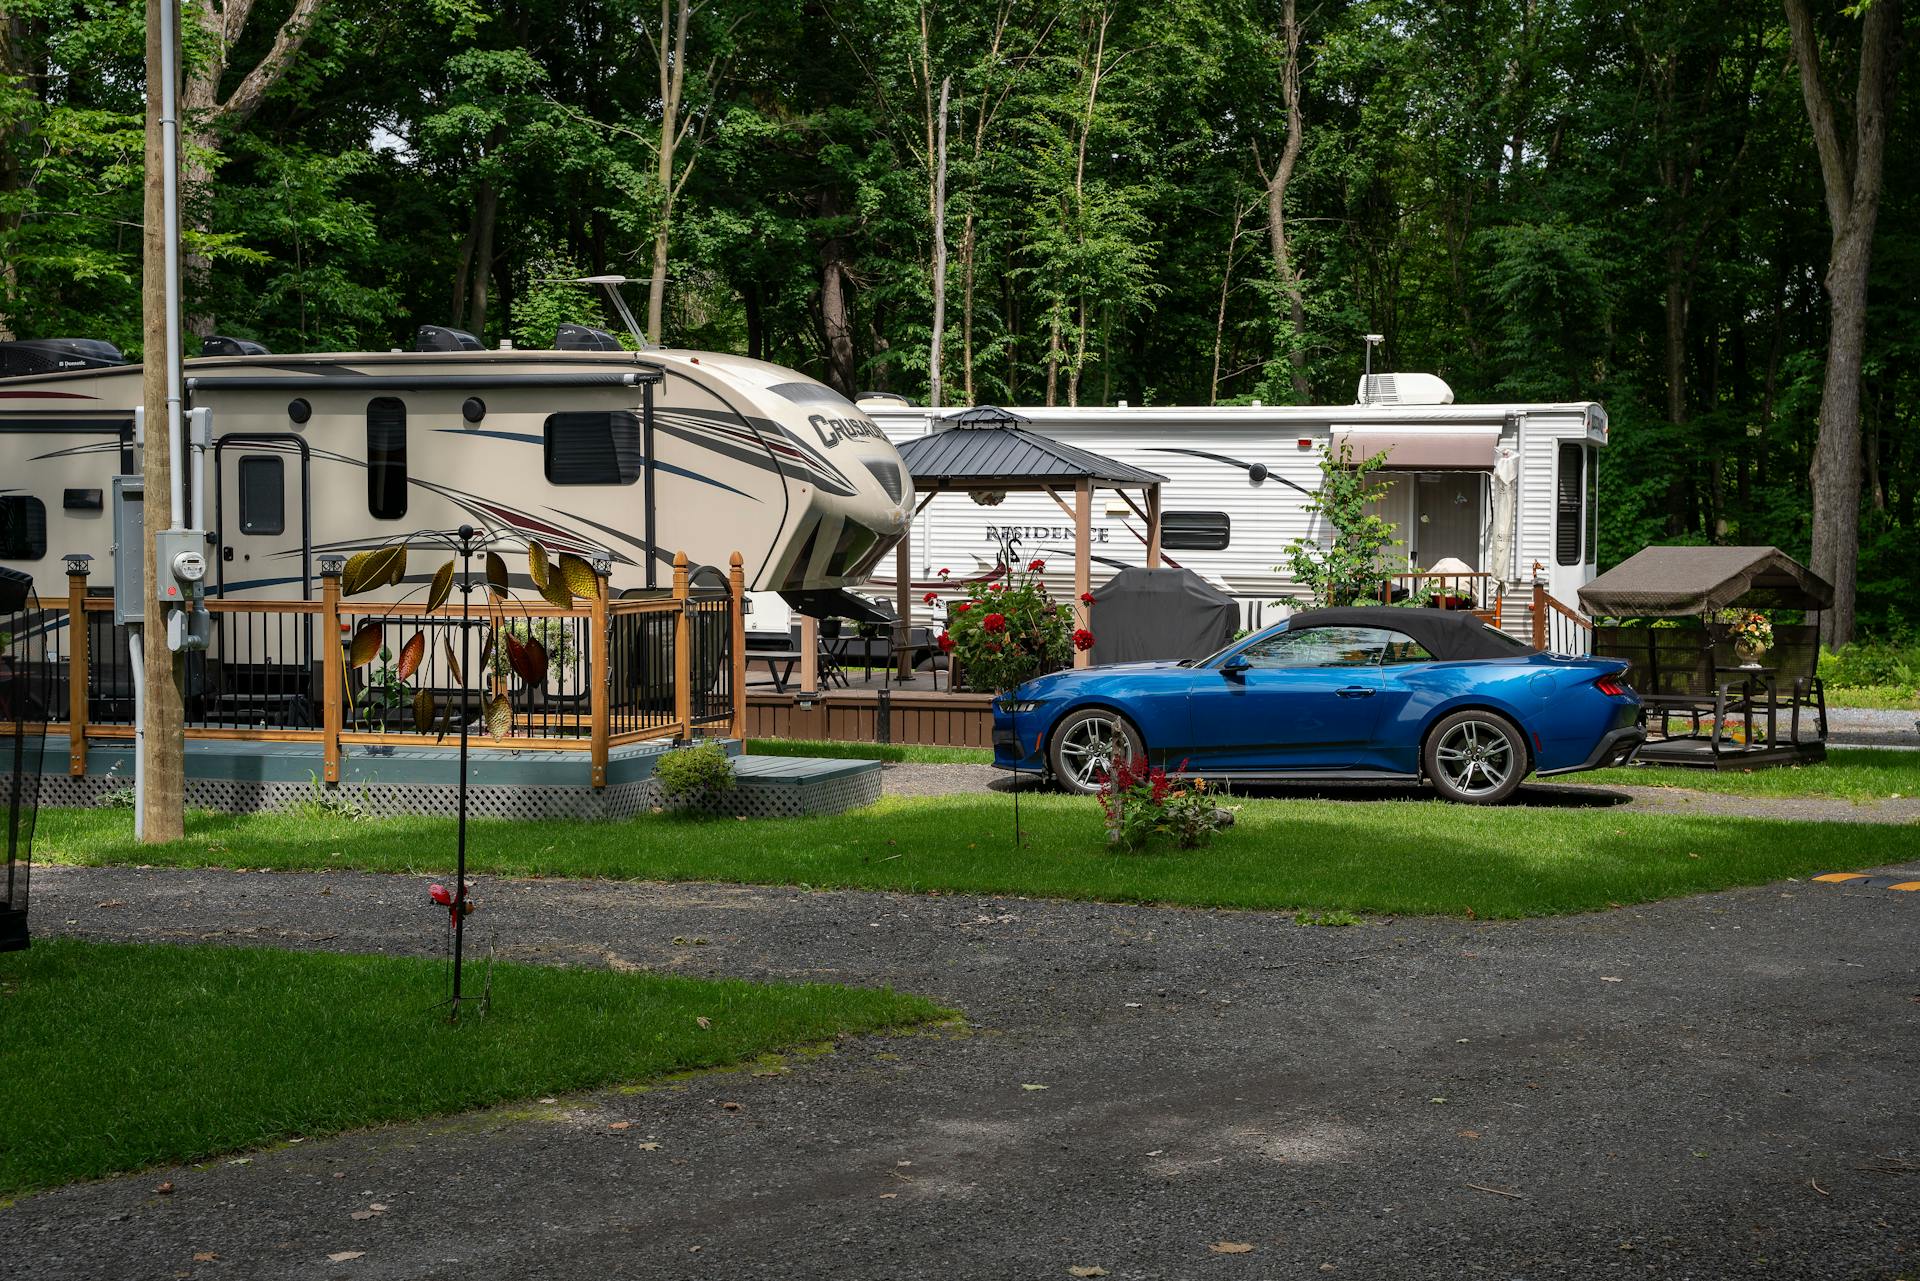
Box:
[1047,707,1145,796]
[1423,710,1527,804]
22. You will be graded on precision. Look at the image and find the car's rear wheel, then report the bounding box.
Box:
[1423,710,1527,804]
[1048,707,1145,796]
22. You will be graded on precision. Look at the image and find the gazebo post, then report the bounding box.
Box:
[895,527,913,683]
[798,613,819,695]
[1145,483,1162,569]
[1074,480,1092,668]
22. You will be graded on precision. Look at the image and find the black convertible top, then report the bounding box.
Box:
[1282,606,1534,661]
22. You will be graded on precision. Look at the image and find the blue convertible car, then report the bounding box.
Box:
[992,607,1645,803]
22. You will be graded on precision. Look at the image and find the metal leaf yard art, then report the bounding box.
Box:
[335,525,606,1020]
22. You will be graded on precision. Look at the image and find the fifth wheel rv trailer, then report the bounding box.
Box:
[0,337,912,612]
[859,374,1605,633]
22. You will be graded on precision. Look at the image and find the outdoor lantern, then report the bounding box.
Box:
[0,565,47,952]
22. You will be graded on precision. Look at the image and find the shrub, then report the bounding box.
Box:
[654,742,737,804]
[1819,639,1920,693]
[1096,756,1233,851]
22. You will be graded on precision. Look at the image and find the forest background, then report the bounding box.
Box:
[1,0,1913,637]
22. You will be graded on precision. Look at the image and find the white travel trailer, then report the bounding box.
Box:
[0,336,912,610]
[859,374,1606,633]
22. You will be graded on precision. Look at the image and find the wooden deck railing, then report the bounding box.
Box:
[42,549,746,790]
[1529,579,1594,654]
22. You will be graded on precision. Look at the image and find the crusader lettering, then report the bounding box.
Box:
[809,413,887,447]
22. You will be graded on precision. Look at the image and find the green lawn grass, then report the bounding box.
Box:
[1575,748,1919,802]
[0,939,943,1198]
[1824,685,1920,711]
[35,793,1918,921]
[748,737,995,765]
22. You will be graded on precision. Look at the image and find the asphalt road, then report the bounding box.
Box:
[11,860,1920,1281]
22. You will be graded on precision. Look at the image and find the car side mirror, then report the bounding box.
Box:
[1220,657,1251,678]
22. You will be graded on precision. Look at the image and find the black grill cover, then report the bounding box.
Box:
[1087,568,1238,664]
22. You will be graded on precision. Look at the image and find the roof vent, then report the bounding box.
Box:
[0,338,126,377]
[855,391,911,409]
[416,325,484,353]
[202,335,270,357]
[555,323,622,351]
[1356,372,1453,406]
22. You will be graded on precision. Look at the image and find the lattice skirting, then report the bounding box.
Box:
[40,769,881,821]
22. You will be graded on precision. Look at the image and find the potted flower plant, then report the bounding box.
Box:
[1720,609,1773,668]
[937,558,1081,692]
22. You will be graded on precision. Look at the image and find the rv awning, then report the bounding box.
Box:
[1331,425,1500,469]
[1577,546,1834,617]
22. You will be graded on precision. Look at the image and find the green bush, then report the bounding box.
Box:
[654,742,737,804]
[1819,639,1920,693]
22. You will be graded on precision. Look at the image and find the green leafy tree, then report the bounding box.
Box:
[1281,441,1400,606]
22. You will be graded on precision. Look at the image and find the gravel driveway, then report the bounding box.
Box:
[12,860,1920,1281]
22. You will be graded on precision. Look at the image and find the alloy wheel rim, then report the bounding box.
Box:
[1057,716,1125,789]
[1434,720,1514,796]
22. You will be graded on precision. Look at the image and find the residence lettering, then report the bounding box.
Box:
[984,524,1110,544]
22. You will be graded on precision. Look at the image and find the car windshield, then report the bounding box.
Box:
[1189,624,1283,668]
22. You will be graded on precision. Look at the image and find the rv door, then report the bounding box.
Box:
[214,435,311,599]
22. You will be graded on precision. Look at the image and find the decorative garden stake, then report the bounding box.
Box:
[334,524,605,1021]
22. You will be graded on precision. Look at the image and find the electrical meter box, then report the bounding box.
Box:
[153,529,208,604]
[111,476,144,625]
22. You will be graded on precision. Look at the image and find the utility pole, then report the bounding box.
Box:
[140,0,186,842]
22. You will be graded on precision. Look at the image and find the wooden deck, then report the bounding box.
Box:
[746,674,994,748]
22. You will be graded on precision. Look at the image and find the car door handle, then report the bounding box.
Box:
[1336,686,1374,698]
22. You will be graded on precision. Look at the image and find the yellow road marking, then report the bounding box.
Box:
[1888,881,1920,892]
[1813,873,1869,883]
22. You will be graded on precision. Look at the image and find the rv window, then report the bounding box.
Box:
[1584,446,1599,565]
[238,455,285,535]
[0,495,48,560]
[544,412,643,485]
[1555,442,1583,566]
[367,398,408,519]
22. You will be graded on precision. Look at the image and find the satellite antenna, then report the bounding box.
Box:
[561,275,651,349]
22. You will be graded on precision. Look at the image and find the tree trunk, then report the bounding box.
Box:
[467,173,500,337]
[1045,312,1061,407]
[928,76,951,406]
[141,0,186,843]
[1261,0,1311,401]
[646,0,696,345]
[450,215,478,325]
[0,9,29,341]
[959,215,978,403]
[1210,201,1251,405]
[819,237,856,396]
[744,281,764,361]
[1784,0,1898,647]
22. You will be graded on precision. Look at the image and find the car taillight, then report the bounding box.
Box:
[1595,675,1629,697]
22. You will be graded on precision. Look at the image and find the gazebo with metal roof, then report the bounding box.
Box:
[890,405,1167,673]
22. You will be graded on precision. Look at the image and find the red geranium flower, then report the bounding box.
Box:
[986,640,1003,653]
[936,631,955,653]
[1028,558,1046,571]
[953,601,971,613]
[922,591,938,604]
[1072,628,1095,651]
[983,612,1008,633]
[1079,592,1094,604]
[989,582,1004,592]
[937,567,951,577]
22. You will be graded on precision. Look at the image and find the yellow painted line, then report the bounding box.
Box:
[1888,881,1920,892]
[1813,873,1870,884]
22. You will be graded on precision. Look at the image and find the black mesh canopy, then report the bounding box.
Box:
[1,566,48,952]
[1281,606,1533,661]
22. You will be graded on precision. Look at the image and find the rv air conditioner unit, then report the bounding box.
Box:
[202,335,271,357]
[555,323,623,352]
[0,338,126,377]
[1356,372,1453,406]
[856,391,912,409]
[416,325,484,352]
